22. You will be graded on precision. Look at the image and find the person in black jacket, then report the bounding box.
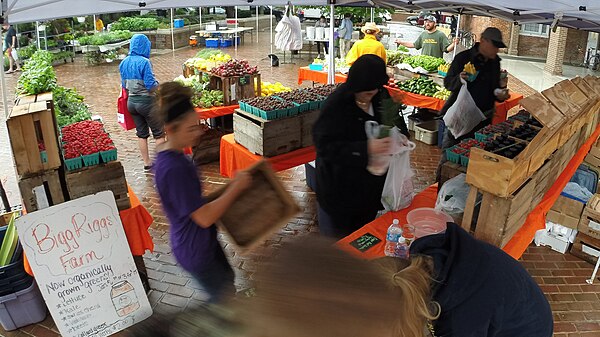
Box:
[436,27,510,185]
[312,54,392,239]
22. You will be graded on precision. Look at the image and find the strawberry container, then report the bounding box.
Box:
[460,153,470,167]
[82,153,100,167]
[100,149,118,163]
[64,156,83,171]
[446,146,463,164]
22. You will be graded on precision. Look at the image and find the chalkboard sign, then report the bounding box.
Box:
[16,191,152,337]
[349,233,382,252]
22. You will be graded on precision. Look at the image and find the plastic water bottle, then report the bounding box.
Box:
[385,219,403,257]
[396,236,410,259]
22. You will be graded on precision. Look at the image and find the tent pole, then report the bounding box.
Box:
[256,6,259,43]
[1,27,8,119]
[270,6,273,66]
[199,7,202,27]
[36,21,40,49]
[171,8,175,55]
[328,4,335,84]
[453,13,461,59]
[235,6,238,53]
[371,8,374,22]
[93,14,97,32]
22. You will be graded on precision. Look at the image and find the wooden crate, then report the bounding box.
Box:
[210,73,261,105]
[233,109,302,157]
[206,160,300,251]
[64,161,130,210]
[192,127,227,165]
[300,109,320,148]
[570,233,600,265]
[440,162,466,188]
[462,129,583,248]
[18,169,66,213]
[578,208,600,240]
[7,99,61,178]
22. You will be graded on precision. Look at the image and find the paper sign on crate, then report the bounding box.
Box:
[15,191,152,337]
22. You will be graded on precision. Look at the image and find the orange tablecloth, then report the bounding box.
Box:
[494,92,524,124]
[220,133,316,178]
[386,86,446,111]
[338,125,600,260]
[297,67,347,85]
[196,105,239,119]
[24,185,154,275]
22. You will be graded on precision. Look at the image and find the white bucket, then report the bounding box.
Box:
[315,27,324,40]
[306,27,316,40]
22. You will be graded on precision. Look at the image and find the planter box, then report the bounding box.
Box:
[7,94,60,178]
[64,161,130,210]
[233,109,302,157]
[18,169,66,213]
[210,73,260,105]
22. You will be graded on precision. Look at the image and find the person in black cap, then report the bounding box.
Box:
[312,54,392,239]
[396,15,458,58]
[435,27,510,186]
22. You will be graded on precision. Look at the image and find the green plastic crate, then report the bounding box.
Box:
[82,153,100,167]
[64,156,83,171]
[100,149,118,163]
[475,132,492,142]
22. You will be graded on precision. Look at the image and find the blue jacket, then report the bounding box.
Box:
[410,223,553,337]
[339,18,353,40]
[119,34,157,97]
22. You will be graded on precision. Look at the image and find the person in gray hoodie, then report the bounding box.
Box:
[119,34,164,170]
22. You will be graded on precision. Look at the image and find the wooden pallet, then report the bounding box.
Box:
[209,73,260,105]
[64,161,130,210]
[570,233,600,265]
[18,169,66,213]
[462,129,583,248]
[7,97,60,178]
[233,109,302,157]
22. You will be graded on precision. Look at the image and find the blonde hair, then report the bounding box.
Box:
[241,238,438,337]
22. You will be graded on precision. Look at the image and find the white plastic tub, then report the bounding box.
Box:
[415,120,439,145]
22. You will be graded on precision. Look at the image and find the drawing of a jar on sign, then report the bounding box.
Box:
[111,281,140,316]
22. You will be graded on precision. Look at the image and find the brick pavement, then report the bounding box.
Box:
[0,31,598,336]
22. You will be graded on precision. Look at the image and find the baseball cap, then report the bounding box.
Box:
[481,27,507,48]
[424,15,437,23]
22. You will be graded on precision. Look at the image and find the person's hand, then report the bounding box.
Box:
[368,137,392,155]
[495,88,510,101]
[230,171,252,193]
[499,70,509,88]
[453,37,459,45]
[395,39,402,46]
[459,71,469,81]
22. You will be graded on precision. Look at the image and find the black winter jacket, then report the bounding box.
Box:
[312,85,386,214]
[410,223,553,337]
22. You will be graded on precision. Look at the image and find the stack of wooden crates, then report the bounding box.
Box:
[7,93,130,213]
[460,76,600,248]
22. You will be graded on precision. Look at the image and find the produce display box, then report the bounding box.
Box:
[462,130,583,248]
[466,79,598,198]
[7,96,60,178]
[210,73,261,105]
[578,206,600,240]
[64,161,130,211]
[18,169,66,213]
[300,109,320,148]
[233,109,302,157]
[206,160,300,251]
[192,126,227,165]
[205,38,219,48]
[570,232,600,265]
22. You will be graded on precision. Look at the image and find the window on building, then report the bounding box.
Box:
[520,23,550,37]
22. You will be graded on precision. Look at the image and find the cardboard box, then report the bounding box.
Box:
[547,209,581,230]
[538,230,571,254]
[551,195,585,218]
[585,146,600,168]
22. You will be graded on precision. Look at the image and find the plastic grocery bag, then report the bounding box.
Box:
[381,128,416,211]
[443,78,486,138]
[435,174,470,214]
[365,121,393,176]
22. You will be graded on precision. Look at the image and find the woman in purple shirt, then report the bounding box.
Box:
[153,82,251,302]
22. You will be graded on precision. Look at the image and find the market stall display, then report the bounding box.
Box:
[173,74,224,109]
[61,120,117,170]
[399,54,446,73]
[183,49,232,77]
[209,59,261,105]
[258,81,292,97]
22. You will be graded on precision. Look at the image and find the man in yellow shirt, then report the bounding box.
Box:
[345,22,386,65]
[95,17,104,32]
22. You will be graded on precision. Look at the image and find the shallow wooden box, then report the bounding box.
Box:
[65,161,130,210]
[233,109,302,157]
[18,169,66,213]
[210,73,261,105]
[206,160,300,251]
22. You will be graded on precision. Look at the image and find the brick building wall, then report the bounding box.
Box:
[461,16,511,53]
[565,29,588,65]
[518,35,549,58]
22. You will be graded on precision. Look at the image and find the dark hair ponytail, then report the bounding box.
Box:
[155,82,195,125]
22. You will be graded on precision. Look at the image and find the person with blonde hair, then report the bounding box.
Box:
[345,22,386,65]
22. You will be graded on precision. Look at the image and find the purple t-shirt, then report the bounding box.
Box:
[154,150,218,273]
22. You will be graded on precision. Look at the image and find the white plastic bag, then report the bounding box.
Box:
[435,173,470,214]
[365,121,392,176]
[443,78,486,138]
[381,128,416,211]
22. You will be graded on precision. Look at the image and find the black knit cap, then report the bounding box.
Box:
[345,54,389,93]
